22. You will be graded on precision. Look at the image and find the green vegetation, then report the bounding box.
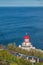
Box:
[0,50,43,65]
[0,43,43,65]
[7,43,43,58]
[0,50,31,65]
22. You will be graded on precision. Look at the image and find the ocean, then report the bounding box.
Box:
[0,7,43,49]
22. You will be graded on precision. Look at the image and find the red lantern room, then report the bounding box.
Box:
[24,33,30,42]
[24,35,29,39]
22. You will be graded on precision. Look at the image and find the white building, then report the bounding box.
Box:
[19,34,35,51]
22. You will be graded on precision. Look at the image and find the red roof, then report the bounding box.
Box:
[24,35,29,39]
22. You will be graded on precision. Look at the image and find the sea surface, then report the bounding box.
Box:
[0,7,43,49]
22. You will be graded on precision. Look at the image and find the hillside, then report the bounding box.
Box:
[0,50,43,65]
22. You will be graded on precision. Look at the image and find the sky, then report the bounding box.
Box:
[0,0,43,6]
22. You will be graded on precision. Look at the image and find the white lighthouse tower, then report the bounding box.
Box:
[19,33,35,51]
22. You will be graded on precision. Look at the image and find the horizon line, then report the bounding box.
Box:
[0,5,43,7]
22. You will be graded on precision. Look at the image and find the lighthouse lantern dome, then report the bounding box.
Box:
[24,35,29,39]
[24,34,30,42]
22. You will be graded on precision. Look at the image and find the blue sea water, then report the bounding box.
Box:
[0,7,43,49]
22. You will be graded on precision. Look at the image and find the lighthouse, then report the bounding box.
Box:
[22,33,31,47]
[19,33,35,51]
